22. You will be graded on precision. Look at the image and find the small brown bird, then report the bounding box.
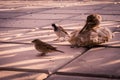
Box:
[69,14,113,48]
[51,23,70,41]
[32,39,64,56]
[79,14,102,34]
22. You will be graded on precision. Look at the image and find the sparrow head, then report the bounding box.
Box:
[51,23,58,31]
[85,14,102,30]
[32,39,40,43]
[51,23,56,27]
[86,14,102,25]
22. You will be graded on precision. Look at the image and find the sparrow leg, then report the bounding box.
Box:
[59,37,66,42]
[62,37,66,41]
[36,53,46,56]
[76,45,81,48]
[70,44,80,48]
[40,53,46,56]
[36,53,42,56]
[70,45,76,48]
[54,38,59,41]
[65,36,69,41]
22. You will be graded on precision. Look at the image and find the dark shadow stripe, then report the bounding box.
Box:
[0,67,49,74]
[45,48,89,79]
[85,45,120,48]
[55,72,120,79]
[53,44,120,48]
[0,41,31,45]
[0,27,34,29]
[51,48,89,74]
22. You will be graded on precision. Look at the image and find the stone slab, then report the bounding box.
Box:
[0,7,53,14]
[57,32,120,76]
[94,10,120,15]
[0,19,58,28]
[102,15,120,21]
[60,3,111,10]
[58,19,85,26]
[102,3,120,11]
[0,1,120,80]
[70,13,120,22]
[17,13,73,19]
[0,12,25,18]
[111,32,120,41]
[71,14,120,21]
[0,44,86,73]
[59,48,120,74]
[0,4,25,9]
[46,74,115,80]
[0,26,86,73]
[0,71,44,80]
[41,9,94,14]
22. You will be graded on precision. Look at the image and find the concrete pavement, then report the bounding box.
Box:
[0,1,120,80]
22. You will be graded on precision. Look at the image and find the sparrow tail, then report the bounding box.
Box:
[55,50,64,53]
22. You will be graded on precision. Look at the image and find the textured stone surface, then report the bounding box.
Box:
[0,1,120,80]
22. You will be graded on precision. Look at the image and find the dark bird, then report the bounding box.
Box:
[51,23,70,41]
[32,39,64,56]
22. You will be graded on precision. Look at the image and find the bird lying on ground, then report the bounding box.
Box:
[32,39,64,56]
[51,23,70,41]
[68,14,113,48]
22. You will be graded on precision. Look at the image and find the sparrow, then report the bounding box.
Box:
[51,23,70,41]
[32,39,64,56]
[79,14,102,34]
[69,14,113,48]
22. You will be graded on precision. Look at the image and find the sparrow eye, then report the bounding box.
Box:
[32,40,36,42]
[32,41,34,43]
[52,23,56,26]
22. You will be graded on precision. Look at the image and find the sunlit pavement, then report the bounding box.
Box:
[0,0,120,80]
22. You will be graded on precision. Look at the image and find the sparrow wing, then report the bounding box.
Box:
[41,42,56,50]
[59,26,68,35]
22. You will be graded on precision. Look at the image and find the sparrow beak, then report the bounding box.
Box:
[32,39,39,43]
[32,40,35,43]
[31,41,34,43]
[52,23,56,27]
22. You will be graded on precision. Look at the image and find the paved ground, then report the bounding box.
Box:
[0,1,120,80]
